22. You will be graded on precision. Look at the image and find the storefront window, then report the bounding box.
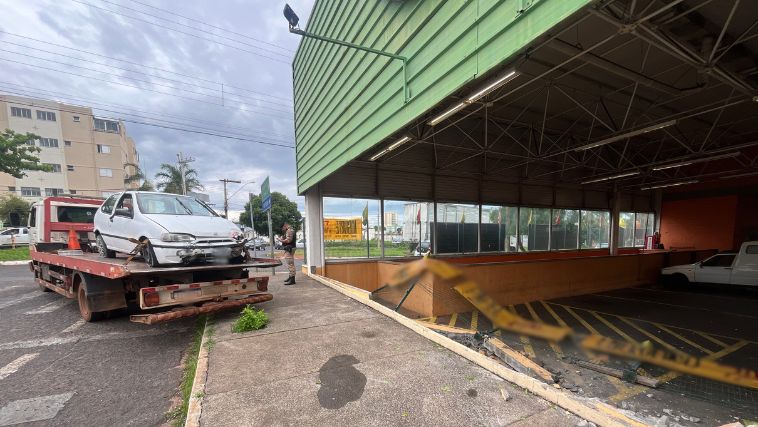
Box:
[635,213,655,247]
[580,210,610,249]
[619,212,636,248]
[323,197,381,258]
[551,209,580,250]
[435,203,478,253]
[382,200,433,257]
[518,207,550,251]
[481,205,518,252]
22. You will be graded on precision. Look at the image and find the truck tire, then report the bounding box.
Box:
[141,242,160,267]
[77,283,104,322]
[96,234,116,258]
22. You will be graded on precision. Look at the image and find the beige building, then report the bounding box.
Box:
[0,95,139,200]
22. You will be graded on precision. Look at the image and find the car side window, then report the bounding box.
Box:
[116,194,134,215]
[747,245,758,254]
[702,255,736,267]
[101,195,118,214]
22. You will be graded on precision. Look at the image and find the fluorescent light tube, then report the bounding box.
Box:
[640,180,698,190]
[574,119,677,151]
[369,136,412,161]
[581,170,640,185]
[652,151,740,171]
[387,136,411,151]
[428,102,466,126]
[466,70,519,103]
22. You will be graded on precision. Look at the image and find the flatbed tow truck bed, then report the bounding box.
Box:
[30,244,282,324]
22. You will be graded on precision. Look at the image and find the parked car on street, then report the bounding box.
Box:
[661,241,758,287]
[413,241,431,257]
[245,237,269,250]
[0,227,29,247]
[296,239,305,249]
[94,191,245,266]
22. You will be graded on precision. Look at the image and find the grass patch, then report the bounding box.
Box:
[324,240,413,258]
[0,246,29,261]
[232,305,269,333]
[167,315,209,426]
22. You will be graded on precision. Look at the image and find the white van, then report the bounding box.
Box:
[661,241,758,287]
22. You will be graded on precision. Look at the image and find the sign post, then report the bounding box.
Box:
[261,177,274,274]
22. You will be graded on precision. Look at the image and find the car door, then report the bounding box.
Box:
[694,254,736,284]
[0,229,12,246]
[97,194,120,249]
[108,193,139,252]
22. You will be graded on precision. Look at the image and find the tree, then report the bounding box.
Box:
[154,163,203,194]
[239,192,302,235]
[0,129,51,178]
[138,180,155,191]
[123,162,145,187]
[0,193,31,227]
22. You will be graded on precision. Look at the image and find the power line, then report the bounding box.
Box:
[0,57,294,120]
[0,40,293,108]
[0,46,293,109]
[1,87,295,145]
[68,0,291,64]
[100,0,294,54]
[1,96,295,149]
[0,81,295,139]
[0,30,293,102]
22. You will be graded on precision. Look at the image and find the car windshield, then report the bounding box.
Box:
[137,193,216,216]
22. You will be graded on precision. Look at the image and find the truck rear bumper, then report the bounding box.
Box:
[130,293,273,324]
[138,276,269,310]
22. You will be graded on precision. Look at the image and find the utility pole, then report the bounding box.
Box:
[249,192,256,257]
[176,152,195,195]
[219,178,241,218]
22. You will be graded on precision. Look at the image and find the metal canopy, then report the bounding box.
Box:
[337,0,758,201]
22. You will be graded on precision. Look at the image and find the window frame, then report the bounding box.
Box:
[36,110,56,121]
[97,144,111,154]
[99,168,113,177]
[11,106,32,119]
[20,187,41,197]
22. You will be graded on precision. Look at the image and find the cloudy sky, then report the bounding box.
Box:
[0,0,316,219]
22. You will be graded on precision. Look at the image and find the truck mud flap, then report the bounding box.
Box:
[129,293,273,325]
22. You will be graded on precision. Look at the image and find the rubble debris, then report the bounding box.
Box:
[575,360,659,387]
[483,338,555,383]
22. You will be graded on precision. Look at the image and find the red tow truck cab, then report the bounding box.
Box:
[28,196,280,324]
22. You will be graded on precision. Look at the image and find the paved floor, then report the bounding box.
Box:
[0,265,193,426]
[200,272,580,426]
[419,284,758,425]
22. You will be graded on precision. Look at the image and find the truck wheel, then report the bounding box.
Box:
[141,242,160,267]
[77,284,103,322]
[96,234,116,258]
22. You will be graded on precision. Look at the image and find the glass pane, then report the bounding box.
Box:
[435,203,478,254]
[481,205,518,252]
[518,207,550,251]
[383,200,433,257]
[619,212,635,247]
[323,198,381,259]
[580,210,610,249]
[551,209,579,250]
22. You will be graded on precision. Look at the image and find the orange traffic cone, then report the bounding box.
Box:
[68,229,81,250]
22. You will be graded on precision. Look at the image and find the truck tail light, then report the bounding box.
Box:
[143,291,160,307]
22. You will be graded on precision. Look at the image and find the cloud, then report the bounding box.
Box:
[0,0,315,212]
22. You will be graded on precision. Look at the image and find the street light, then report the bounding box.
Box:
[283,3,410,102]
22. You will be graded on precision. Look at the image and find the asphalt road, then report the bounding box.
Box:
[0,265,194,426]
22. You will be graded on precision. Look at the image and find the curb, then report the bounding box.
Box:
[307,272,648,427]
[185,316,212,427]
[0,260,30,266]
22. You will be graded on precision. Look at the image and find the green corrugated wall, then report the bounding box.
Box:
[293,0,593,194]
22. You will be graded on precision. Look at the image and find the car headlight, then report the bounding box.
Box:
[161,233,195,242]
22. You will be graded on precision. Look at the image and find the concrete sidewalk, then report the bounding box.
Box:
[198,272,580,426]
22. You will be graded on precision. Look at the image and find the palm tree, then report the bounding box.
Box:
[154,163,203,194]
[123,162,145,189]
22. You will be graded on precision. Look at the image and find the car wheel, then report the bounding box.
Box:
[96,234,115,258]
[141,241,161,267]
[77,283,103,322]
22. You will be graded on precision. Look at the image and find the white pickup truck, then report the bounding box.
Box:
[661,241,758,286]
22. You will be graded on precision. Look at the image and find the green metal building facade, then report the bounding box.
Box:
[293,0,593,195]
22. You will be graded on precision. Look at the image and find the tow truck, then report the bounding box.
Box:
[27,196,280,324]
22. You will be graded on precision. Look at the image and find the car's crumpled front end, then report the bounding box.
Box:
[151,232,245,265]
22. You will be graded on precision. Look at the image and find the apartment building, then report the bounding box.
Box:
[0,95,140,200]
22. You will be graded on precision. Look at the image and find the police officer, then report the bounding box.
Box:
[278,222,296,285]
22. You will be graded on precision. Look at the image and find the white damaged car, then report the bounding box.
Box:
[94,191,245,266]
